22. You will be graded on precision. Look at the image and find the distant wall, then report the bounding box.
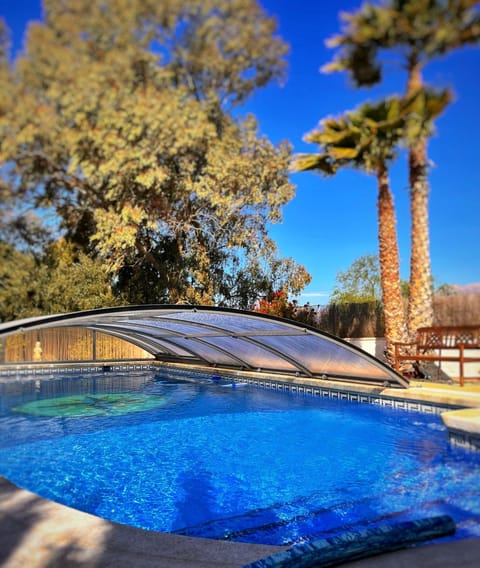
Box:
[344,337,386,361]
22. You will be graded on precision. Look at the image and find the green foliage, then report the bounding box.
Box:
[402,87,452,142]
[292,89,450,177]
[435,283,457,296]
[331,254,382,303]
[0,0,310,311]
[0,242,39,322]
[331,254,452,304]
[0,239,119,322]
[38,240,120,313]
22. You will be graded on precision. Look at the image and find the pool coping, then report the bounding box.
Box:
[0,476,286,568]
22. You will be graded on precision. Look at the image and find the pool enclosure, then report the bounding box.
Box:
[0,305,408,387]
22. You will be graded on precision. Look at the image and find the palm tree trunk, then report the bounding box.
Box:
[406,61,434,338]
[407,138,434,338]
[377,166,408,365]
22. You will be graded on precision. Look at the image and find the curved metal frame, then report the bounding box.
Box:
[89,322,251,369]
[0,304,409,387]
[111,317,313,376]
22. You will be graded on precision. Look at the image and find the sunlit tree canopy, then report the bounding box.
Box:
[0,0,310,316]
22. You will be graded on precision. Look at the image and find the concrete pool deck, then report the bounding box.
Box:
[2,380,480,567]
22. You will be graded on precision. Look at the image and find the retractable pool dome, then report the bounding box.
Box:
[0,305,408,388]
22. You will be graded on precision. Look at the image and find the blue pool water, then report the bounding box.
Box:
[1,369,480,545]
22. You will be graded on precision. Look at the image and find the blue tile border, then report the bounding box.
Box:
[0,362,156,378]
[0,361,464,417]
[223,373,454,415]
[155,364,462,415]
[447,428,480,451]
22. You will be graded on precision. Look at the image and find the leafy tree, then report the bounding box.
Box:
[255,290,295,319]
[435,283,457,296]
[219,250,311,309]
[323,0,480,337]
[0,22,51,250]
[0,242,39,322]
[37,240,120,313]
[0,239,118,321]
[331,254,382,303]
[0,0,310,308]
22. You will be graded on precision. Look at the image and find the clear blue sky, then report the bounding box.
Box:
[3,1,480,304]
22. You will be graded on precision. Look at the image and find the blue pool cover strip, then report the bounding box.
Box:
[242,515,456,567]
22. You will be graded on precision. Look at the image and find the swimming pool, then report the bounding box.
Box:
[1,369,480,546]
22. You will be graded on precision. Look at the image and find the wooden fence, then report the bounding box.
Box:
[1,327,153,363]
[305,294,480,338]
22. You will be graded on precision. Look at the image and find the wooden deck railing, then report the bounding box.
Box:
[394,325,480,386]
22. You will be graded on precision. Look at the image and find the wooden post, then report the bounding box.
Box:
[459,343,465,387]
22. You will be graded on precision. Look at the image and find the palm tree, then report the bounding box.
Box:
[402,87,452,333]
[323,0,480,338]
[292,97,409,364]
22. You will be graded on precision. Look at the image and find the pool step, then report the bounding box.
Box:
[173,489,405,543]
[174,488,480,545]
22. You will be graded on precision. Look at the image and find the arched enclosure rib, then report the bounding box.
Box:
[0,305,408,387]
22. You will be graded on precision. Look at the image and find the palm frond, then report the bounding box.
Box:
[290,154,336,175]
[328,146,359,160]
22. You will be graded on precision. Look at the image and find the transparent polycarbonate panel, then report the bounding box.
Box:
[94,322,187,342]
[159,311,288,333]
[144,338,196,358]
[197,336,297,371]
[257,334,391,379]
[120,318,216,337]
[161,337,245,366]
[95,329,196,359]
